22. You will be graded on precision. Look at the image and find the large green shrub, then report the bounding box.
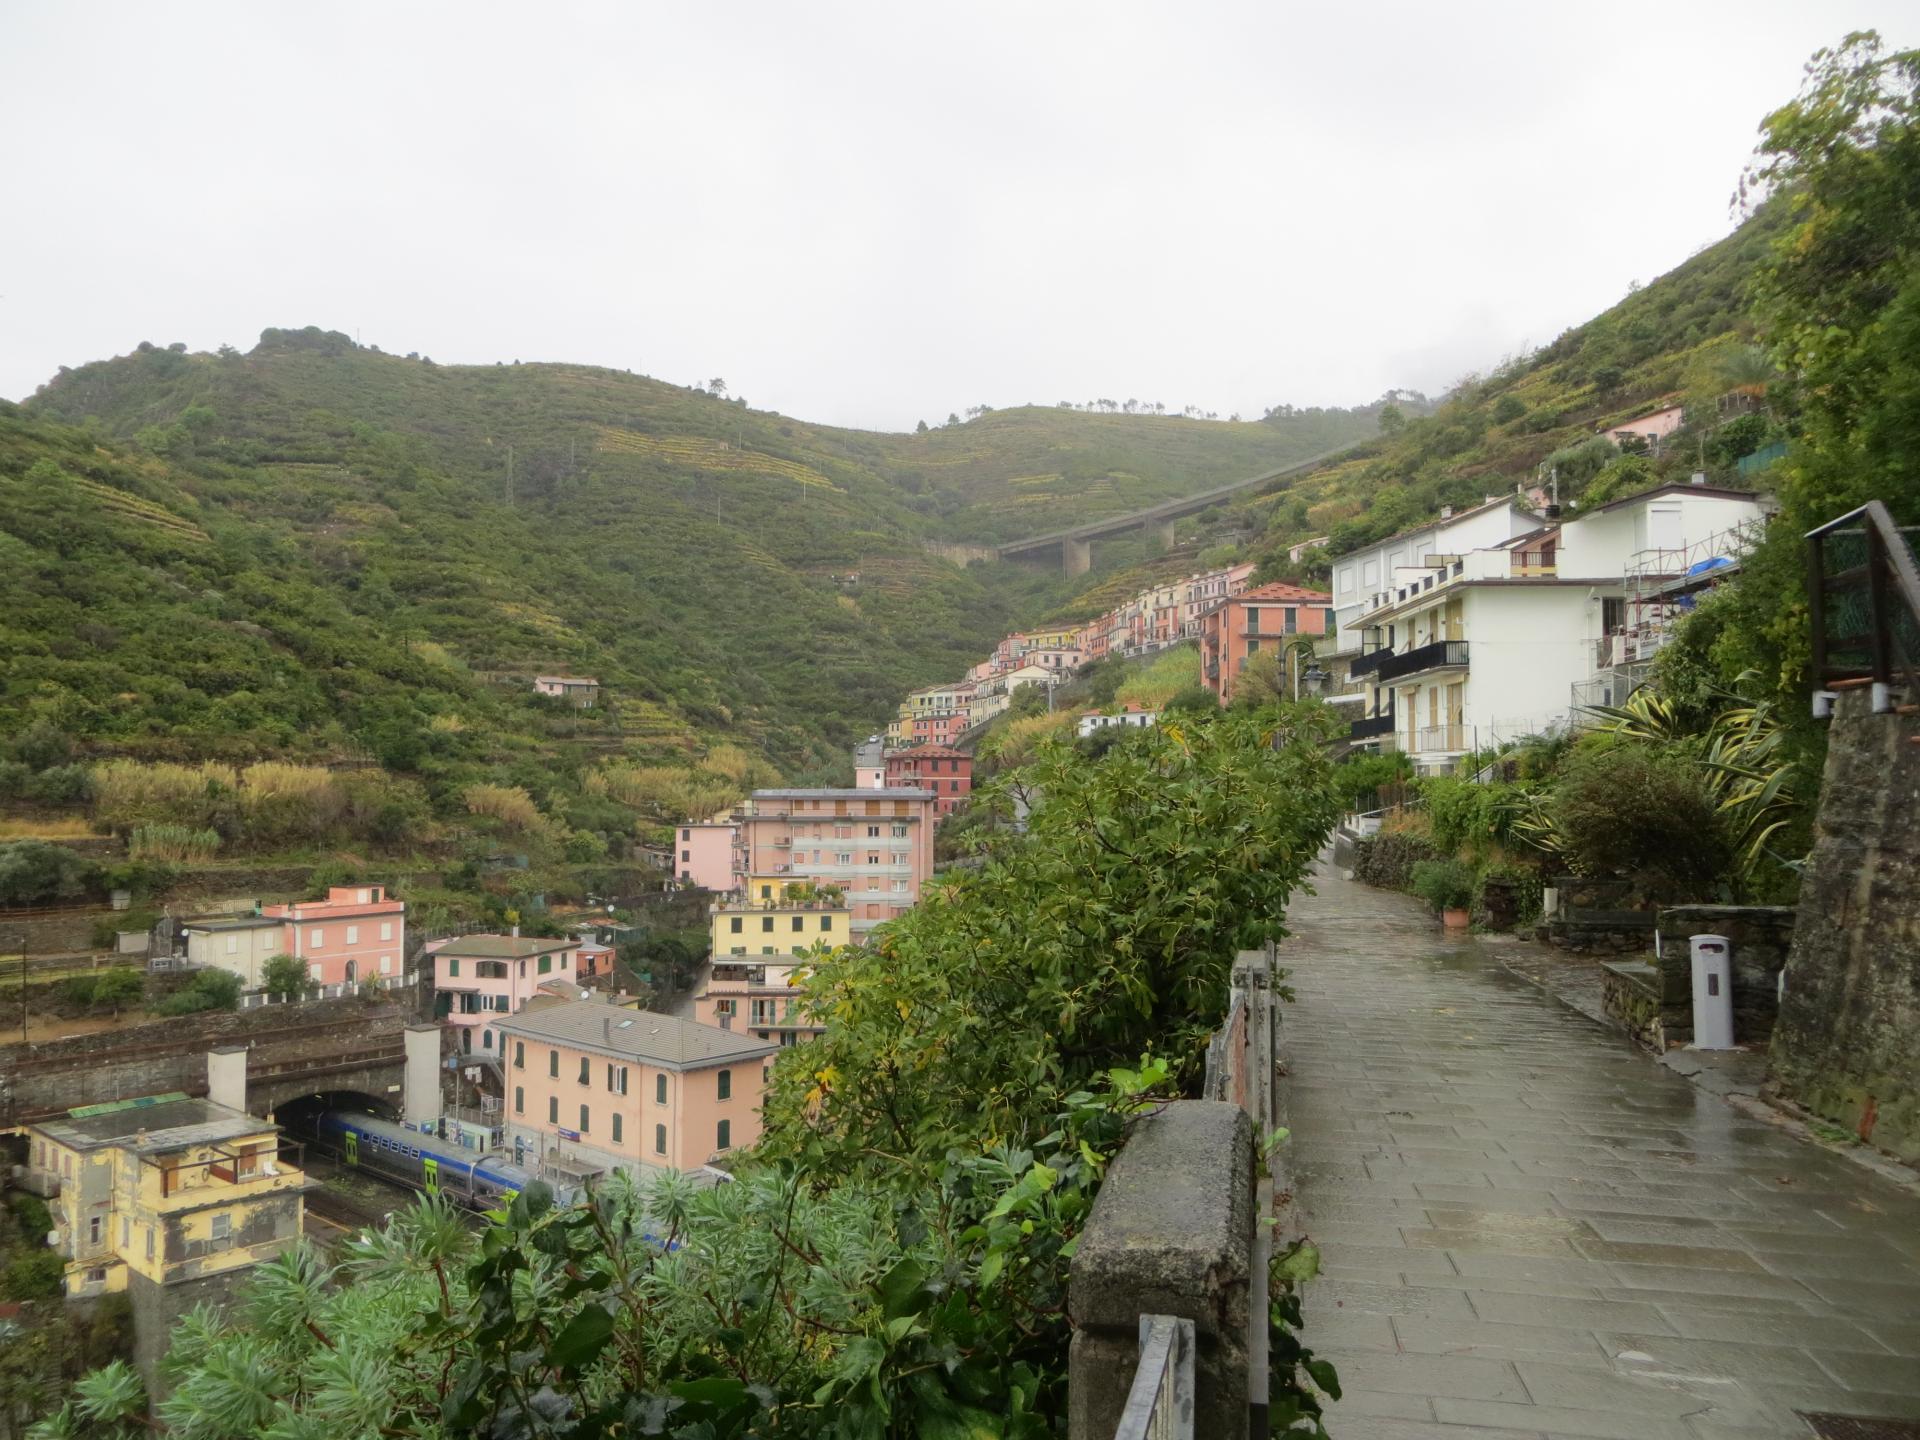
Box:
[1420,775,1498,853]
[1551,743,1730,899]
[1409,858,1476,913]
[0,840,100,907]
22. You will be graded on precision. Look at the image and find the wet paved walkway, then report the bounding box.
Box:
[1278,860,1920,1440]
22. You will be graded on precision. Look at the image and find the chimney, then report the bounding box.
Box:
[1439,505,1453,519]
[1690,472,1707,486]
[603,1016,611,1041]
[510,924,520,938]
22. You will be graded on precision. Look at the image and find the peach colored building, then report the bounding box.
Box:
[258,885,407,987]
[675,820,736,890]
[1601,405,1685,449]
[498,1001,777,1181]
[1199,582,1333,704]
[731,788,937,934]
[433,934,581,1059]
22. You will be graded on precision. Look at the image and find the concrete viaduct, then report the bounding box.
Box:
[993,440,1367,575]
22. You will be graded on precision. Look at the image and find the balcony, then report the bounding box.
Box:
[1372,639,1468,683]
[1348,646,1390,679]
[1348,711,1395,741]
[1409,723,1469,755]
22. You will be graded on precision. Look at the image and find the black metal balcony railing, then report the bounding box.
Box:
[1348,711,1395,740]
[1372,639,1468,683]
[1348,647,1390,679]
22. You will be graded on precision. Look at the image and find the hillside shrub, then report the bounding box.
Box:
[1409,858,1476,914]
[1351,829,1437,890]
[1551,743,1729,900]
[462,783,547,834]
[1333,751,1412,813]
[128,824,220,863]
[155,968,243,1016]
[1,1248,65,1302]
[0,839,101,906]
[90,760,238,834]
[237,763,346,845]
[61,967,146,1015]
[1420,775,1498,853]
[1474,862,1545,929]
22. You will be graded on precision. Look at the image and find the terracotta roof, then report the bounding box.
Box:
[498,1000,776,1069]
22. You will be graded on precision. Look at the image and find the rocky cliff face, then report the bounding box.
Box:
[1770,690,1920,1161]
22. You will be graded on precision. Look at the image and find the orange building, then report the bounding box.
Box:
[1199,582,1332,704]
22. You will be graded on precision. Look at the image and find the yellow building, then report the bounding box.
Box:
[1024,625,1082,651]
[25,1093,307,1376]
[709,889,850,958]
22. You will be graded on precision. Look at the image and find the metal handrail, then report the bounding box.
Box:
[1807,500,1920,713]
[1115,1315,1195,1439]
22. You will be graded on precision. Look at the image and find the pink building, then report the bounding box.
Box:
[1601,405,1686,449]
[499,999,777,1182]
[675,820,736,890]
[731,788,938,934]
[433,933,582,1058]
[259,885,407,987]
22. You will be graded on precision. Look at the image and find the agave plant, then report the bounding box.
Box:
[1585,679,1800,887]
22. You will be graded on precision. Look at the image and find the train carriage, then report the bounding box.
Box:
[316,1111,548,1208]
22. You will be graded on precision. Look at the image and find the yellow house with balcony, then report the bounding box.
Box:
[24,1092,308,1381]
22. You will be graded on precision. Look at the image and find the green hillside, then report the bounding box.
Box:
[882,402,1383,543]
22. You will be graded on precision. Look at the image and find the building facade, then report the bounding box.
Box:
[675,820,736,890]
[1198,582,1333,704]
[498,1001,777,1181]
[433,934,582,1058]
[1343,484,1770,770]
[1077,703,1158,738]
[882,745,972,815]
[730,788,937,933]
[259,885,407,987]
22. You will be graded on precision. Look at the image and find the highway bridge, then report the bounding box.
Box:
[994,439,1370,574]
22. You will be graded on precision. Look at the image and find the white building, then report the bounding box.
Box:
[1077,704,1158,738]
[1343,484,1770,771]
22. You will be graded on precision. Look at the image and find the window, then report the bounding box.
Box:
[717,1069,732,1101]
[89,1216,101,1245]
[682,828,691,840]
[892,825,907,838]
[549,1050,559,1077]
[716,1119,732,1151]
[578,1056,590,1085]
[608,1064,628,1095]
[448,958,460,977]
[836,852,852,865]
[791,916,804,932]
[731,946,746,956]
[225,935,238,955]
[539,955,552,975]
[762,946,774,955]
[145,1228,154,1261]
[345,925,359,944]
[655,1073,668,1104]
[654,1123,667,1155]
[579,1104,590,1134]
[210,1213,231,1246]
[381,922,394,941]
[481,1029,492,1050]
[820,916,833,932]
[380,954,393,974]
[514,1041,525,1068]
[681,849,690,861]
[309,928,324,948]
[761,916,773,933]
[867,825,880,838]
[867,853,880,866]
[549,1097,559,1123]
[611,1113,623,1144]
[515,1086,524,1114]
[730,916,743,934]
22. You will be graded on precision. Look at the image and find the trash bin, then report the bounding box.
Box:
[1689,934,1735,1049]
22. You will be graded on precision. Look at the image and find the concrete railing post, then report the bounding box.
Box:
[403,1024,444,1130]
[1068,1101,1255,1440]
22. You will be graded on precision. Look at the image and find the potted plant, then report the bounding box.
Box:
[1410,858,1476,932]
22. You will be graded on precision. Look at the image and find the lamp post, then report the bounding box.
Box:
[1281,639,1328,701]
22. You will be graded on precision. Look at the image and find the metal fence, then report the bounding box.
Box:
[1115,1315,1196,1440]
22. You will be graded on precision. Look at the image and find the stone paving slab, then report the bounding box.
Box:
[1278,859,1920,1439]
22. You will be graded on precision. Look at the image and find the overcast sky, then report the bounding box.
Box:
[4,3,1917,431]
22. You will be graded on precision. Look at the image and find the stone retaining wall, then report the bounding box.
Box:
[1770,691,1920,1162]
[1656,905,1794,1047]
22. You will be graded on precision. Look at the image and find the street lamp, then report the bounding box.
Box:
[1281,639,1328,701]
